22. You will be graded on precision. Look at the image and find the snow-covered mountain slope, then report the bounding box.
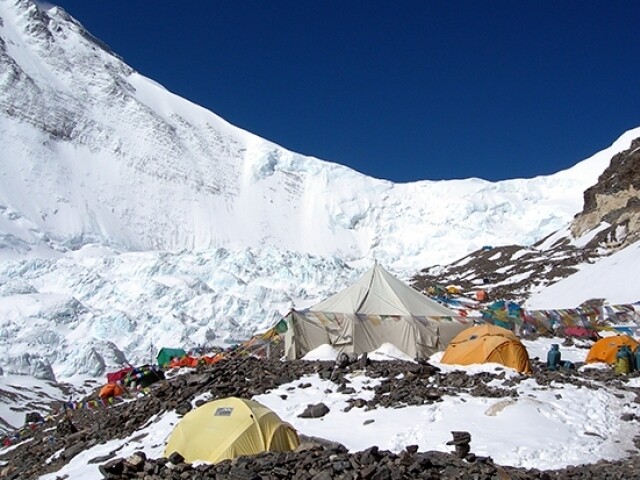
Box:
[1,0,638,270]
[525,239,640,308]
[1,0,640,433]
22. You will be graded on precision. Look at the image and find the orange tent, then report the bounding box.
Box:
[202,354,224,365]
[168,356,199,368]
[475,290,488,302]
[99,383,125,399]
[441,324,532,373]
[585,335,639,364]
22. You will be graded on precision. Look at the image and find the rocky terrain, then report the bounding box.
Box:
[95,444,640,480]
[1,352,640,480]
[412,242,596,303]
[413,136,640,303]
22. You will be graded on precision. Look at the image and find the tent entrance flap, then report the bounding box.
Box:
[327,315,353,347]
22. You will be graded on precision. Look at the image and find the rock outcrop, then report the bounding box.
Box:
[572,137,640,249]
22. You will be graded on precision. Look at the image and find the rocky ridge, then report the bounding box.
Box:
[412,241,596,303]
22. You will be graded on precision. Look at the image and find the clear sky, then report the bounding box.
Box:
[48,1,639,182]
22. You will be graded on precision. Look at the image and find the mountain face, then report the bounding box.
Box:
[0,0,639,431]
[413,137,640,307]
[0,0,633,270]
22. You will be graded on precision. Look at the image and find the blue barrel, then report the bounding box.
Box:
[634,347,640,372]
[547,344,561,371]
[615,346,633,375]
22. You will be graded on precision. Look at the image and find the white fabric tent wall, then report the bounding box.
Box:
[284,263,469,359]
[310,262,458,316]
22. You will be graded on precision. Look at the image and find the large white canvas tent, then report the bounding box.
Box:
[283,263,470,360]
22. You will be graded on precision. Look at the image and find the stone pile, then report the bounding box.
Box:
[446,431,472,459]
[97,443,640,480]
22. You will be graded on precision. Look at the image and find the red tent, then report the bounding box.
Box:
[564,326,599,340]
[106,366,133,384]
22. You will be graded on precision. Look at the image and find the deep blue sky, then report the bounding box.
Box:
[50,1,639,182]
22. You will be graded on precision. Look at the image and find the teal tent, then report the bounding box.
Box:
[275,318,288,333]
[157,347,187,367]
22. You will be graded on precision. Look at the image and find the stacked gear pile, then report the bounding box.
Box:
[123,364,165,389]
[168,356,200,368]
[99,364,165,401]
[99,383,125,399]
[159,328,282,373]
[585,335,639,364]
[615,345,634,375]
[100,366,135,400]
[167,354,226,368]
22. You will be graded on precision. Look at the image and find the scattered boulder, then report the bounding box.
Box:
[57,417,78,436]
[175,401,192,416]
[298,402,330,418]
[24,412,44,424]
[168,451,185,464]
[98,458,124,477]
[124,451,146,471]
[61,442,86,460]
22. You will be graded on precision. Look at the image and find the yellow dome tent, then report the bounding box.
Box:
[585,335,639,364]
[165,397,299,463]
[441,324,532,373]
